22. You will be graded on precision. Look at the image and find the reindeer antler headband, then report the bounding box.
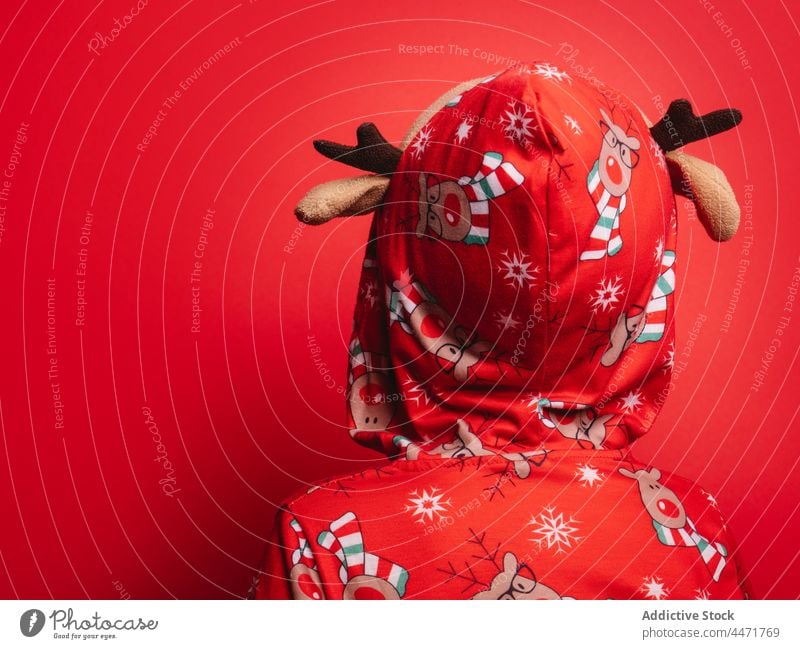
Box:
[296,84,743,241]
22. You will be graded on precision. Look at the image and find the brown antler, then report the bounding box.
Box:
[313,122,402,175]
[650,99,742,152]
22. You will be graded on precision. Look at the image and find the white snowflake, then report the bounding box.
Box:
[642,576,670,600]
[701,489,719,509]
[530,506,581,554]
[405,487,451,523]
[498,249,538,288]
[531,62,571,84]
[662,342,675,373]
[590,275,625,312]
[501,100,536,146]
[650,137,667,171]
[694,588,710,600]
[523,392,546,410]
[402,377,433,406]
[360,279,378,307]
[454,119,472,144]
[619,390,644,413]
[575,463,604,488]
[410,124,434,159]
[563,113,582,135]
[654,237,664,263]
[494,309,522,332]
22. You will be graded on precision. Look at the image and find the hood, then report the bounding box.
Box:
[296,62,743,458]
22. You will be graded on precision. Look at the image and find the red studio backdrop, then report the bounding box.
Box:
[0,0,797,599]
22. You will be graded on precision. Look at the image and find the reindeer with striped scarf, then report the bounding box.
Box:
[286,518,325,600]
[620,467,728,582]
[600,247,676,366]
[580,108,641,261]
[416,151,524,245]
[317,512,409,599]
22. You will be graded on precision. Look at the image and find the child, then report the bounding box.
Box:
[253,63,747,600]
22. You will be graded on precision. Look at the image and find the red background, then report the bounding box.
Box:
[0,0,798,599]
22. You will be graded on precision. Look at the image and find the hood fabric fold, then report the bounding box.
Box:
[347,66,677,457]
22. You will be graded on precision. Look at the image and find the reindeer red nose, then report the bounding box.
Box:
[297,574,323,600]
[420,314,447,339]
[656,498,680,519]
[444,193,462,226]
[359,383,385,405]
[605,154,623,185]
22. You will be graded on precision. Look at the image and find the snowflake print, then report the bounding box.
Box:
[531,62,571,83]
[405,487,452,524]
[590,275,625,312]
[701,489,719,509]
[563,113,582,135]
[662,342,675,373]
[650,137,667,171]
[501,100,536,146]
[494,309,522,332]
[530,506,581,554]
[619,390,644,413]
[498,249,538,288]
[575,463,604,488]
[454,119,473,144]
[360,279,378,307]
[641,576,670,600]
[694,588,710,600]
[523,392,545,410]
[402,377,433,406]
[654,237,664,263]
[410,124,434,159]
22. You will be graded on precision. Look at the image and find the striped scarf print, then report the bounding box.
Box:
[580,160,626,261]
[317,512,409,596]
[288,518,316,569]
[386,274,433,333]
[348,336,386,383]
[653,517,728,582]
[637,249,676,343]
[458,151,524,245]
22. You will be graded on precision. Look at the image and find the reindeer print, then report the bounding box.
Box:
[317,512,409,599]
[472,552,571,600]
[620,467,728,582]
[286,518,325,600]
[537,399,616,449]
[416,151,524,245]
[347,335,396,434]
[399,419,547,478]
[580,108,641,261]
[600,248,676,366]
[387,271,517,384]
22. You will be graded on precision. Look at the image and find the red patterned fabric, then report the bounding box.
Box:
[255,63,748,600]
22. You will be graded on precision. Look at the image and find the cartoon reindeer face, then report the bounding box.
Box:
[553,408,614,449]
[289,563,324,600]
[620,467,687,529]
[408,301,491,382]
[473,552,564,600]
[600,307,646,367]
[417,174,472,242]
[348,372,395,432]
[597,108,640,197]
[342,575,400,600]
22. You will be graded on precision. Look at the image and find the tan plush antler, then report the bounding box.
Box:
[666,152,740,241]
[295,175,390,224]
[295,78,485,225]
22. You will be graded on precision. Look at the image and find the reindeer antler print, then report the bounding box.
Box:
[650,99,743,152]
[313,122,403,174]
